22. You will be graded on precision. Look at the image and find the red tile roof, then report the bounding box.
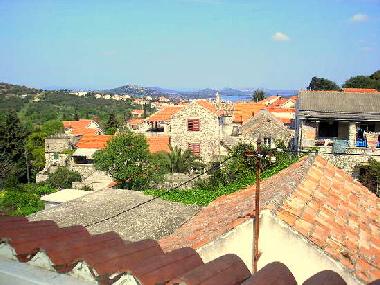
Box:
[276,156,380,283]
[195,100,218,115]
[147,106,185,122]
[76,135,112,149]
[147,136,171,153]
[63,119,101,136]
[160,155,380,284]
[342,88,380,93]
[127,118,145,126]
[233,102,266,123]
[1,216,374,285]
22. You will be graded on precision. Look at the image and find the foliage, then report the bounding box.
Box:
[93,132,167,190]
[46,167,82,189]
[252,89,266,102]
[370,70,380,81]
[145,143,298,206]
[357,158,380,197]
[0,183,56,216]
[307,76,341,91]
[81,185,94,191]
[0,111,28,187]
[105,113,118,135]
[343,75,380,91]
[163,146,204,173]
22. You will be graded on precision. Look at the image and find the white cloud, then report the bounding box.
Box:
[351,13,369,22]
[272,32,290,42]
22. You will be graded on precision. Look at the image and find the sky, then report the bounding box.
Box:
[0,0,379,90]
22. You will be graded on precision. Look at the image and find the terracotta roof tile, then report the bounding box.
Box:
[147,105,185,122]
[63,119,101,136]
[0,216,379,284]
[76,135,112,149]
[147,135,170,153]
[233,102,266,123]
[195,100,218,115]
[275,156,380,283]
[127,118,145,125]
[342,88,380,93]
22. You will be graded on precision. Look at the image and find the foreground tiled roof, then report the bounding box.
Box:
[276,156,380,283]
[147,135,171,153]
[76,135,112,149]
[160,155,380,283]
[1,216,377,285]
[147,105,184,122]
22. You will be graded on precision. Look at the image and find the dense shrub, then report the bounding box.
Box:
[145,143,299,206]
[46,167,82,189]
[357,158,380,197]
[0,184,56,216]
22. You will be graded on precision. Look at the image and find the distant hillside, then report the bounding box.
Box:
[0,82,40,96]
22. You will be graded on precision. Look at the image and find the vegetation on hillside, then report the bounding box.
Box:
[307,76,341,91]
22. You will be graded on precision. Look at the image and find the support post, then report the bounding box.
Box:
[253,137,261,273]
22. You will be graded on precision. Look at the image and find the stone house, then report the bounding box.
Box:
[170,100,222,162]
[146,105,185,134]
[295,89,380,173]
[240,110,294,148]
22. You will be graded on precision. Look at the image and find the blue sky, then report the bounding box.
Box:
[0,0,379,90]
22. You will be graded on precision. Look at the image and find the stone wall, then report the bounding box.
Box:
[68,161,96,179]
[156,172,209,190]
[170,102,221,162]
[319,152,380,176]
[300,121,317,147]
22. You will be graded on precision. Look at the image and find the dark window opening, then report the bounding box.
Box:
[188,119,200,131]
[318,121,338,138]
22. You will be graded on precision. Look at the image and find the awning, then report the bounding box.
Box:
[72,148,98,159]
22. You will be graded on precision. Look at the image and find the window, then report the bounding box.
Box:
[318,121,338,138]
[263,137,272,147]
[188,119,200,131]
[53,152,59,160]
[188,143,201,156]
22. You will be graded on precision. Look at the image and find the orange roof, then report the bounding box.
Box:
[195,100,218,114]
[277,118,292,124]
[127,118,144,125]
[147,106,184,122]
[147,136,170,153]
[131,109,144,114]
[160,155,380,283]
[266,107,295,113]
[232,102,266,123]
[63,119,101,136]
[342,88,380,93]
[76,135,112,149]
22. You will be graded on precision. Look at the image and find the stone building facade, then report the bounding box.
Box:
[240,110,294,148]
[296,89,380,173]
[170,101,222,162]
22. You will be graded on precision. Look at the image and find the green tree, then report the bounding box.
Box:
[105,113,118,135]
[46,167,81,189]
[93,132,164,190]
[252,89,266,102]
[370,70,380,81]
[0,111,28,186]
[343,75,379,90]
[165,146,204,173]
[307,76,341,91]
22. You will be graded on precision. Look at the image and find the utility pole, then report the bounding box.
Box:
[253,137,261,273]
